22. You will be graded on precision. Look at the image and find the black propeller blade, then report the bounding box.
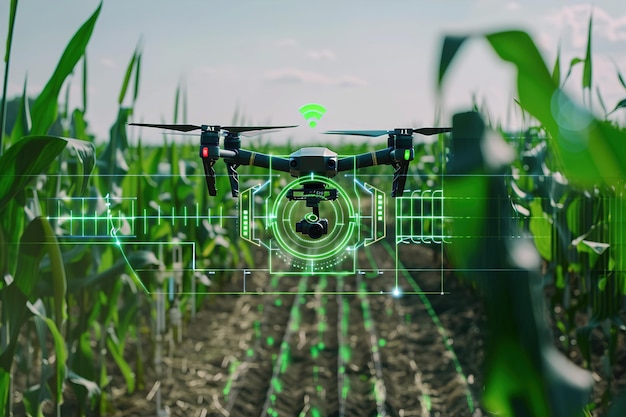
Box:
[128,123,205,132]
[222,125,298,134]
[129,123,298,134]
[323,127,451,137]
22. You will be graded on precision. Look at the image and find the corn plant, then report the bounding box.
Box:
[438,13,626,414]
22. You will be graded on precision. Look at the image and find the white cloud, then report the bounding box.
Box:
[545,4,626,49]
[264,68,366,87]
[506,2,521,11]
[100,58,117,69]
[305,49,336,60]
[275,38,297,47]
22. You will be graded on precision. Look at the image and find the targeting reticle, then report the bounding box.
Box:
[270,175,357,266]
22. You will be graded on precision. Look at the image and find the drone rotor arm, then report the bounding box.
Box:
[337,148,393,172]
[220,149,291,174]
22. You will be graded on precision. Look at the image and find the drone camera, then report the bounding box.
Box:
[296,217,328,239]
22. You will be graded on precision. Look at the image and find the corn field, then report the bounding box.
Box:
[1,2,626,417]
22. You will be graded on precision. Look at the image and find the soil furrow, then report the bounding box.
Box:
[225,276,308,416]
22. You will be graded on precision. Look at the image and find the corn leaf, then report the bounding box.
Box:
[82,54,88,113]
[607,98,626,116]
[437,35,467,90]
[106,330,135,393]
[583,13,593,91]
[64,136,96,196]
[30,2,101,135]
[552,42,561,87]
[596,86,607,116]
[27,300,68,411]
[0,225,6,280]
[9,76,31,146]
[483,30,626,188]
[529,198,553,261]
[0,136,66,211]
[3,0,17,63]
[118,41,141,106]
[133,49,141,105]
[0,135,95,213]
[563,57,583,86]
[15,217,67,327]
[0,0,19,155]
[66,250,158,292]
[173,81,181,124]
[0,364,9,414]
[617,66,626,90]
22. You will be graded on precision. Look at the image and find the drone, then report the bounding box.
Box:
[129,123,451,239]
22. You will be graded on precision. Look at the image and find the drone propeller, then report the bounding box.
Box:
[128,123,207,132]
[128,123,297,135]
[323,127,451,137]
[130,123,297,197]
[324,127,451,197]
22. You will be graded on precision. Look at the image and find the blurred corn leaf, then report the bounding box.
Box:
[583,13,593,91]
[67,370,101,414]
[438,29,626,188]
[106,329,135,393]
[529,198,553,261]
[596,87,607,116]
[607,98,626,116]
[617,65,626,90]
[437,35,467,91]
[551,43,561,87]
[30,2,101,136]
[561,57,584,87]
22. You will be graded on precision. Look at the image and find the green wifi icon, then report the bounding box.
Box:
[299,103,326,128]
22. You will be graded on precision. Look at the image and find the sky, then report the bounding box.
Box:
[1,0,626,145]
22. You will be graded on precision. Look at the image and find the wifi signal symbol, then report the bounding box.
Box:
[299,103,326,128]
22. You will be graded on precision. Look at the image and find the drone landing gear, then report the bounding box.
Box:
[287,181,337,239]
[201,158,217,196]
[225,162,239,197]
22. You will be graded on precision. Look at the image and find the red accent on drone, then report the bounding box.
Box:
[202,147,209,158]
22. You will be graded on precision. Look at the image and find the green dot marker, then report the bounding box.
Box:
[309,120,317,128]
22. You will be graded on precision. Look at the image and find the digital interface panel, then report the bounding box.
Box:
[44,159,451,296]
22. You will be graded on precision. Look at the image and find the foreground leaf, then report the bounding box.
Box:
[30,2,102,135]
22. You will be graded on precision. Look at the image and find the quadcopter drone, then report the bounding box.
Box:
[129,123,451,239]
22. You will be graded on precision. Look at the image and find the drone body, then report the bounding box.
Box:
[288,147,338,178]
[129,123,450,239]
